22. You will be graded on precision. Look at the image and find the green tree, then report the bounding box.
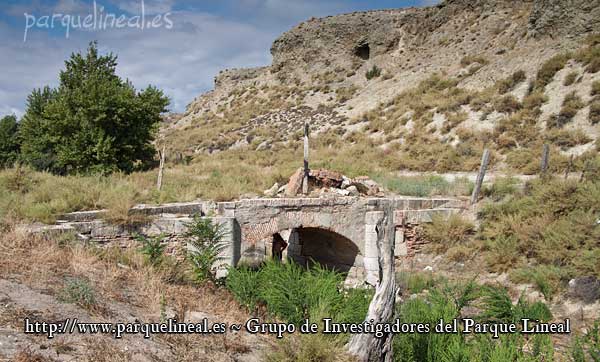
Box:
[19,42,169,174]
[0,115,20,167]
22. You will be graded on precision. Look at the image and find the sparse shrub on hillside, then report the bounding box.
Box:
[365,65,381,80]
[460,55,488,67]
[482,177,519,201]
[534,53,571,90]
[522,91,548,111]
[496,70,526,94]
[545,128,592,149]
[575,38,600,74]
[564,71,579,86]
[493,95,522,113]
[548,91,584,128]
[592,81,600,97]
[590,100,600,124]
[378,175,472,197]
[511,265,566,301]
[503,149,534,174]
[422,214,475,253]
[335,86,359,103]
[479,178,600,276]
[441,111,467,134]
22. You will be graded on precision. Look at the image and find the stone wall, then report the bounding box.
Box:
[26,197,468,284]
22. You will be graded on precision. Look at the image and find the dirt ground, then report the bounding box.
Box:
[0,226,271,362]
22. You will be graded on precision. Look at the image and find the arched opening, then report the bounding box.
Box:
[286,227,359,273]
[354,42,370,60]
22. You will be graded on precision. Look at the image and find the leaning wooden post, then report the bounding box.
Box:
[470,148,490,205]
[302,122,309,195]
[348,204,396,362]
[540,143,550,175]
[157,145,166,191]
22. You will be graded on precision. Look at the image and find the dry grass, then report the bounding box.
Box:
[421,213,475,253]
[0,224,260,361]
[590,99,600,125]
[563,71,579,86]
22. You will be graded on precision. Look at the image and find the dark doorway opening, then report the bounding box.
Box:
[288,227,359,273]
[354,43,370,60]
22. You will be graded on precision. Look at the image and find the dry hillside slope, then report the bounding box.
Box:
[161,0,599,175]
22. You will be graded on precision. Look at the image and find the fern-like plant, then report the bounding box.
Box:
[136,233,167,266]
[185,215,228,283]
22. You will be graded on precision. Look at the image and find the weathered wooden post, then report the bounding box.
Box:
[471,148,490,205]
[157,145,166,191]
[348,204,396,362]
[302,122,309,195]
[540,143,550,175]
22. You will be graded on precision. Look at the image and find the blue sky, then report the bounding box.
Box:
[0,0,439,117]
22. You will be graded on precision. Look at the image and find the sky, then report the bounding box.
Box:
[0,0,440,117]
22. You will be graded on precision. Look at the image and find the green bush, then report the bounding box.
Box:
[136,233,167,266]
[482,177,519,201]
[570,320,600,362]
[226,260,372,326]
[60,277,96,308]
[365,65,382,80]
[397,271,441,294]
[185,215,229,283]
[393,281,556,362]
[226,265,261,310]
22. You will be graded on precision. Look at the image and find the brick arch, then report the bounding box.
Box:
[240,210,359,250]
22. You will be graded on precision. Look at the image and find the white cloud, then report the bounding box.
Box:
[419,0,441,7]
[114,0,176,15]
[0,7,276,116]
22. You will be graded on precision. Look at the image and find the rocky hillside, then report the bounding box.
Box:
[162,0,600,174]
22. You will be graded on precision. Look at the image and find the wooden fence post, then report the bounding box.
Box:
[540,143,550,175]
[157,145,166,191]
[302,122,309,195]
[471,148,490,205]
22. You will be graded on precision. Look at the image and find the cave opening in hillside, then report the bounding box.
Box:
[354,42,370,60]
[284,227,359,273]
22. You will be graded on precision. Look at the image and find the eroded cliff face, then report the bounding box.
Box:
[528,0,600,37]
[163,0,598,167]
